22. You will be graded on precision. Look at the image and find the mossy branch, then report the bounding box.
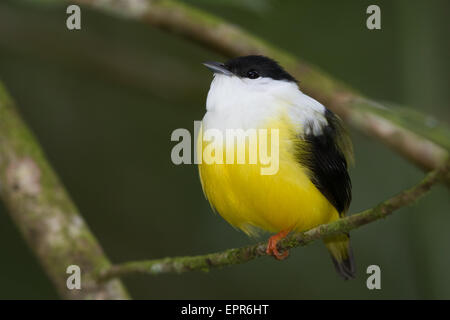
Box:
[98,161,449,281]
[0,82,130,299]
[72,0,449,180]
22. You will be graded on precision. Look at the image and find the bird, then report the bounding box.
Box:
[197,55,355,280]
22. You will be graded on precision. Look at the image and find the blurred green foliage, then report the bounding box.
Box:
[0,0,449,299]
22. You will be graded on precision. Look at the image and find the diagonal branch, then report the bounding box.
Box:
[0,82,130,299]
[72,0,449,180]
[98,160,449,281]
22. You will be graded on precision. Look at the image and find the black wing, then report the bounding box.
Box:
[298,109,352,215]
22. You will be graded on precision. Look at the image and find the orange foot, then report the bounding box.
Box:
[266,229,291,260]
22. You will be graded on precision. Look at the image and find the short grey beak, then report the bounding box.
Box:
[203,61,233,76]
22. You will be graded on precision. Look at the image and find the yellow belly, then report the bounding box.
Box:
[197,119,339,236]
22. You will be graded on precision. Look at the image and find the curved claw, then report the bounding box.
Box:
[266,229,290,260]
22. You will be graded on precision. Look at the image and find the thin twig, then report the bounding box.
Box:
[98,161,448,281]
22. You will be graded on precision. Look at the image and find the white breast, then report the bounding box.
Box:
[203,74,328,136]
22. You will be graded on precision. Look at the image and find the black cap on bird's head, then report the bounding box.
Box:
[203,55,297,83]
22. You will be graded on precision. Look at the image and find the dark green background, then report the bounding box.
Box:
[0,0,449,299]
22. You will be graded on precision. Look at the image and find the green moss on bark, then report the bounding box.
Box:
[0,81,130,299]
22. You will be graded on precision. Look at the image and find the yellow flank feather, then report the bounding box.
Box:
[197,115,341,236]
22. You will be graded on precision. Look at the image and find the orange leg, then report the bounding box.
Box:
[266,229,291,260]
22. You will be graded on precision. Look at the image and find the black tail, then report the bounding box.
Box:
[324,233,356,280]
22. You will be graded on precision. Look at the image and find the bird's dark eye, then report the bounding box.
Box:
[246,70,260,79]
